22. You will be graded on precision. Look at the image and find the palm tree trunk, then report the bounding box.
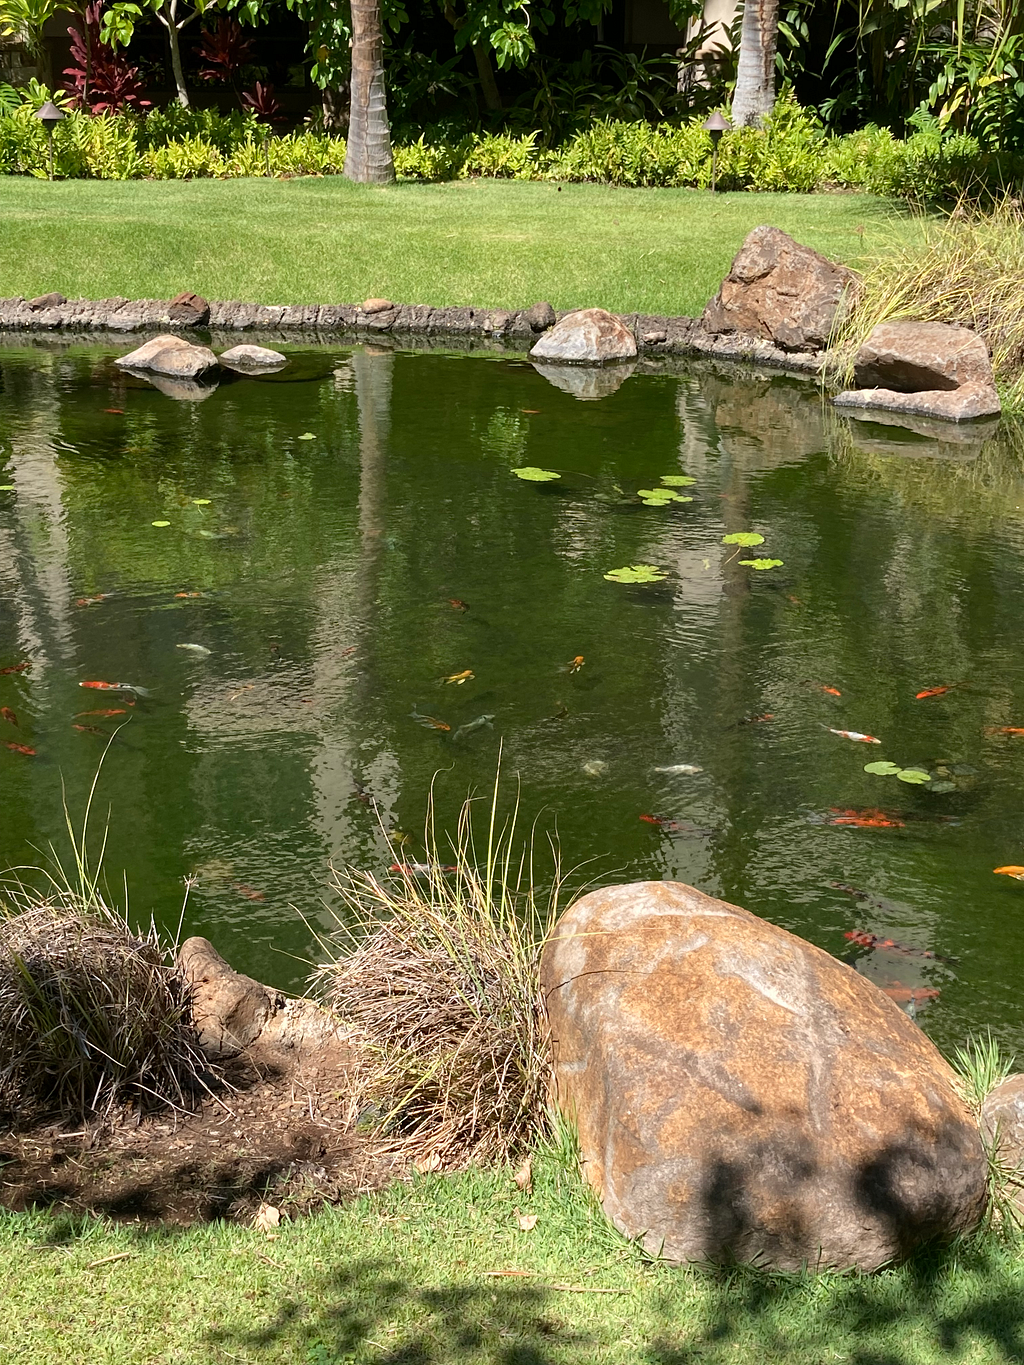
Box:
[344,0,394,184]
[731,0,779,127]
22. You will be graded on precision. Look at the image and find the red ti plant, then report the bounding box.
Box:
[64,2,150,114]
[197,15,253,100]
[242,80,283,125]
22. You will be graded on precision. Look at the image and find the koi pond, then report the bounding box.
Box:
[2,338,1024,1054]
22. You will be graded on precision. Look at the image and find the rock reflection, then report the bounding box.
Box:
[531,361,635,401]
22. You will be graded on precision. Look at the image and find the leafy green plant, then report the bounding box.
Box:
[603,564,666,583]
[738,558,784,569]
[513,466,560,482]
[660,474,696,486]
[722,532,765,546]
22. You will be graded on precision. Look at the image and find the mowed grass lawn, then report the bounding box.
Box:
[0,177,920,317]
[5,1156,1024,1365]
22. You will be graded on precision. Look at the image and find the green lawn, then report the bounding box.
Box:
[4,1152,1024,1365]
[0,178,919,317]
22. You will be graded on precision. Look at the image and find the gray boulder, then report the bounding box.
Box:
[115,334,220,379]
[219,344,288,373]
[702,226,856,352]
[529,308,637,365]
[834,383,1001,423]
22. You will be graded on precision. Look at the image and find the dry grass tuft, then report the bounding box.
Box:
[312,775,560,1169]
[0,889,207,1128]
[833,198,1024,409]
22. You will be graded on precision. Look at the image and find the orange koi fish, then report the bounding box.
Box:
[881,984,941,1005]
[828,807,905,829]
[75,593,110,607]
[410,707,450,731]
[390,862,459,875]
[845,929,956,963]
[72,723,105,736]
[520,409,541,415]
[80,681,151,696]
[442,670,474,685]
[985,727,1024,736]
[0,662,29,675]
[916,686,951,699]
[103,408,125,415]
[823,726,881,744]
[448,598,469,612]
[994,866,1024,880]
[174,591,204,599]
[819,686,842,697]
[4,741,35,755]
[231,883,265,902]
[76,707,129,717]
[568,656,585,673]
[0,707,17,727]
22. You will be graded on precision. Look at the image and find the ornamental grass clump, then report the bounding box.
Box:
[312,776,559,1168]
[834,198,1024,409]
[0,888,205,1128]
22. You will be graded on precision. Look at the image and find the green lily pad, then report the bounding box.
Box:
[0,485,13,491]
[151,520,171,528]
[926,779,958,793]
[192,498,211,505]
[603,564,667,584]
[638,489,691,505]
[660,475,696,486]
[297,432,316,441]
[864,761,901,775]
[513,466,560,482]
[897,768,932,784]
[739,558,784,570]
[722,532,765,547]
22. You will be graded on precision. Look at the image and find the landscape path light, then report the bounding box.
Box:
[703,111,731,194]
[35,101,65,181]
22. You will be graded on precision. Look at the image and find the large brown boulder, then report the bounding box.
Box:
[701,226,856,352]
[853,321,992,392]
[834,383,1001,423]
[529,308,637,365]
[540,881,986,1271]
[167,291,211,327]
[981,1074,1024,1215]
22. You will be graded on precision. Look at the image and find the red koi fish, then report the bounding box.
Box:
[4,741,35,755]
[881,984,941,1005]
[916,686,951,699]
[103,408,125,415]
[80,681,151,696]
[72,723,105,736]
[985,727,1024,736]
[390,862,459,875]
[639,814,711,835]
[174,591,204,599]
[448,599,469,612]
[827,807,906,829]
[845,929,957,963]
[75,593,110,607]
[231,883,265,902]
[0,707,17,727]
[0,662,29,675]
[76,707,130,717]
[823,726,881,744]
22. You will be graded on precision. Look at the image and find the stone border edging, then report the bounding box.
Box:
[0,296,825,375]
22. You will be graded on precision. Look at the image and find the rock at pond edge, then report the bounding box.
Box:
[529,308,637,365]
[115,334,220,379]
[539,880,987,1272]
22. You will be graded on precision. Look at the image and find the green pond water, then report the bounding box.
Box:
[2,338,1024,1056]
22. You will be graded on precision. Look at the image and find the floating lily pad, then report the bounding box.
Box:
[603,564,667,584]
[722,532,765,547]
[660,475,696,486]
[897,768,932,784]
[151,520,171,527]
[637,488,691,505]
[297,432,316,441]
[926,779,958,793]
[865,761,901,775]
[739,558,784,570]
[192,498,211,505]
[0,485,13,491]
[513,466,560,482]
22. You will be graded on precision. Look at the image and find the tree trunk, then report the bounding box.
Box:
[164,8,190,108]
[344,0,394,184]
[472,41,501,111]
[322,84,348,134]
[731,0,779,127]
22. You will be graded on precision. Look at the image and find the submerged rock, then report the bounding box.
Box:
[115,334,220,379]
[701,226,856,352]
[532,360,635,400]
[219,343,288,373]
[539,880,986,1272]
[529,308,637,365]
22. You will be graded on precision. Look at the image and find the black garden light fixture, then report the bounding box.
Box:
[703,111,731,194]
[35,101,65,181]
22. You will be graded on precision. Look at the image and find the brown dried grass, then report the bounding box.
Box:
[311,776,561,1168]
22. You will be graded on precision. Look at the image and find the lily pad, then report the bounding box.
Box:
[603,564,667,584]
[151,520,171,528]
[864,761,901,775]
[0,485,13,491]
[192,498,211,505]
[638,489,691,505]
[660,475,696,486]
[722,532,765,547]
[513,466,560,482]
[297,432,316,441]
[896,768,932,785]
[739,558,784,570]
[926,779,958,793]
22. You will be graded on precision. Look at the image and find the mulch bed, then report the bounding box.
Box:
[0,1048,401,1225]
